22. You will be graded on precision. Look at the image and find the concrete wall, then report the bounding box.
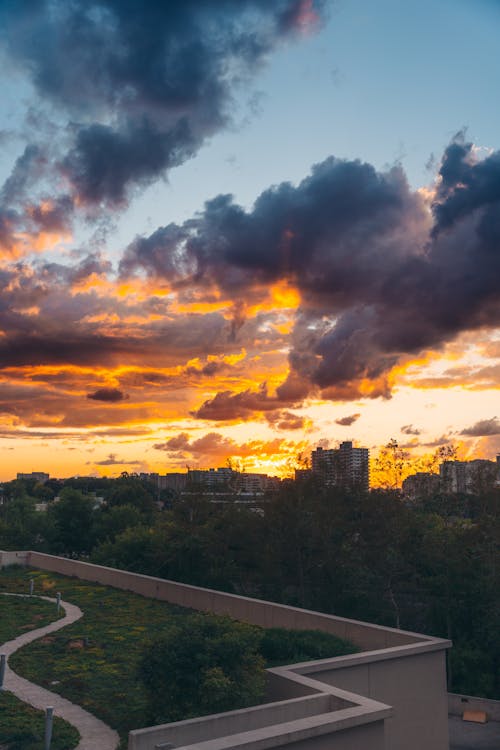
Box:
[130,714,387,750]
[449,693,500,721]
[128,683,390,750]
[0,551,451,750]
[0,550,29,567]
[24,552,427,650]
[288,649,449,750]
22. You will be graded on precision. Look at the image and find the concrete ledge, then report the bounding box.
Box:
[21,552,445,650]
[0,551,452,750]
[449,694,500,722]
[0,550,29,567]
[129,694,391,750]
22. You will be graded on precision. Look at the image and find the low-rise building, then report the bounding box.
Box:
[402,472,440,501]
[16,472,50,484]
[440,458,498,494]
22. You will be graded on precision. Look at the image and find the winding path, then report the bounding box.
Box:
[0,593,119,750]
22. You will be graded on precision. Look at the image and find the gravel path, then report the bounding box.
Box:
[0,593,119,750]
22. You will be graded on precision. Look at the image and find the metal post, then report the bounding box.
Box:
[44,706,54,750]
[56,592,61,614]
[0,654,6,690]
[29,578,34,596]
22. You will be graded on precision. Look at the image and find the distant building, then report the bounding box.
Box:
[17,472,49,484]
[440,459,498,494]
[237,473,277,494]
[294,468,313,482]
[140,472,188,493]
[311,442,369,491]
[158,473,188,493]
[402,472,440,501]
[188,467,237,487]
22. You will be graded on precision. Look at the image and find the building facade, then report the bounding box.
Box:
[311,442,370,491]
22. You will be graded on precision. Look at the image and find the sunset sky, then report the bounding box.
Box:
[0,0,499,480]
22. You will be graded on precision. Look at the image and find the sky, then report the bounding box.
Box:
[0,0,499,481]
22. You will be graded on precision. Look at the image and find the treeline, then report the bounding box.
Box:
[0,474,498,699]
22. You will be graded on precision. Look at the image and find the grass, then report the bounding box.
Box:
[0,567,193,748]
[0,691,80,750]
[0,566,357,750]
[0,594,63,644]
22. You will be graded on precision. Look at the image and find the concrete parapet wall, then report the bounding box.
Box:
[0,551,451,750]
[0,550,29,568]
[128,691,390,750]
[449,693,500,721]
[129,694,353,749]
[287,649,449,750]
[24,552,428,650]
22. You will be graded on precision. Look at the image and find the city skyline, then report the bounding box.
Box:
[0,0,499,480]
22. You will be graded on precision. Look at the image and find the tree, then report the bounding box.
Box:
[92,503,146,545]
[372,439,412,489]
[416,444,459,475]
[47,488,95,554]
[0,494,51,550]
[106,477,156,518]
[138,613,266,723]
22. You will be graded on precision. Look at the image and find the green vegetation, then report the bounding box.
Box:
[139,613,266,724]
[0,471,498,700]
[0,567,356,749]
[260,628,356,666]
[0,691,80,750]
[1,568,188,745]
[0,594,62,643]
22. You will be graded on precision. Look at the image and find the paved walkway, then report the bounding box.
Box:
[0,593,119,750]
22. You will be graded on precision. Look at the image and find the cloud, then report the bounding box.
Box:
[153,430,310,472]
[408,361,500,391]
[185,360,226,377]
[87,388,128,403]
[401,424,421,435]
[91,453,143,466]
[0,1,326,206]
[193,383,298,421]
[155,432,236,458]
[461,417,500,437]
[121,139,500,401]
[0,136,499,436]
[266,410,306,430]
[335,413,360,426]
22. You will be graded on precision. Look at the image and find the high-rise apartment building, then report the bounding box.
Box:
[311,441,369,491]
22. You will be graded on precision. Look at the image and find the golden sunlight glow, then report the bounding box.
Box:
[10,230,72,256]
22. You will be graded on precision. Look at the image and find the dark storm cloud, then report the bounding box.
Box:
[335,413,361,426]
[40,252,112,286]
[0,255,240,370]
[461,417,500,437]
[1,145,46,205]
[433,137,500,232]
[0,0,326,205]
[122,157,423,294]
[0,314,232,370]
[122,141,500,400]
[87,388,128,403]
[0,208,17,252]
[0,144,74,253]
